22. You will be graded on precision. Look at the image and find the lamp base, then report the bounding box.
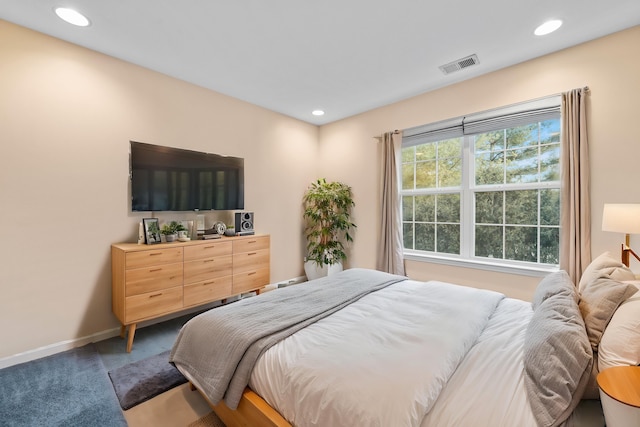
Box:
[621,243,640,268]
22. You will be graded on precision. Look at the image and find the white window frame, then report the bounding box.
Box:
[401,96,561,276]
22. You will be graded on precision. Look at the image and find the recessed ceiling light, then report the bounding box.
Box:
[312,110,325,116]
[534,19,562,36]
[54,7,90,27]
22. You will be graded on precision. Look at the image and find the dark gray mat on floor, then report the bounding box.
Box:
[0,343,127,426]
[108,349,187,410]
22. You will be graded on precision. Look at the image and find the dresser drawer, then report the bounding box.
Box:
[125,286,183,323]
[184,241,232,262]
[184,276,233,307]
[126,247,183,269]
[125,262,183,296]
[233,236,269,254]
[184,255,233,284]
[233,249,269,273]
[233,268,270,294]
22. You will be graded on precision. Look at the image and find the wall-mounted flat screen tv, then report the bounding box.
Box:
[130,141,244,212]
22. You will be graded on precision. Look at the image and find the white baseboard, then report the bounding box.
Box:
[0,327,122,370]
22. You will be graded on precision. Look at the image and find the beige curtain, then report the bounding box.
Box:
[560,87,591,284]
[377,131,405,275]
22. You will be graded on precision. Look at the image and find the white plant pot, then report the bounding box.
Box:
[304,260,343,281]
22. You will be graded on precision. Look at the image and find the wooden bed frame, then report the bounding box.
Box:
[192,383,291,427]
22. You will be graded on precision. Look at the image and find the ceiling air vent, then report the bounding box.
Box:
[439,54,479,75]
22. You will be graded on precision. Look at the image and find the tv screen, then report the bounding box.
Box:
[130,141,244,212]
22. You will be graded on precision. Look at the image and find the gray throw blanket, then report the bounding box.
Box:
[170,268,407,409]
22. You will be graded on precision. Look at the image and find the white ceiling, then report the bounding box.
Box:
[1,1,639,125]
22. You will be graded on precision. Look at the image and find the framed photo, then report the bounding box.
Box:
[143,218,161,245]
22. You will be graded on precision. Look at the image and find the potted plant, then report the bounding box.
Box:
[303,178,356,280]
[160,221,186,242]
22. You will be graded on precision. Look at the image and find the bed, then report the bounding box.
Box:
[170,255,639,427]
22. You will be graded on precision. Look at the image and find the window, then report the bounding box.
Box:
[401,97,561,269]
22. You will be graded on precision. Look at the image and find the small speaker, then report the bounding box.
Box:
[235,212,254,235]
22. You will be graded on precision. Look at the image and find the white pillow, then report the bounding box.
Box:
[598,281,640,371]
[578,252,635,292]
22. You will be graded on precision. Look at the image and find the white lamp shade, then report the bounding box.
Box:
[602,204,640,234]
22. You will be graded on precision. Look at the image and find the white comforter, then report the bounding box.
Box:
[249,279,533,427]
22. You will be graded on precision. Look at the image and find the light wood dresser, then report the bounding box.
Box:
[112,234,270,352]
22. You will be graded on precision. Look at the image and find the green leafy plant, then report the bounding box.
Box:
[160,221,186,236]
[303,178,356,266]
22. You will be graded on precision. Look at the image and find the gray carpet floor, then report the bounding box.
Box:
[0,344,127,427]
[0,309,209,426]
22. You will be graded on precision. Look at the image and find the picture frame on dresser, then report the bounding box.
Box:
[142,218,161,244]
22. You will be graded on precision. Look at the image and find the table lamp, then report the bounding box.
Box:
[602,204,640,267]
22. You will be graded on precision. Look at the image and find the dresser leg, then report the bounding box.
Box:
[119,324,126,339]
[126,323,137,353]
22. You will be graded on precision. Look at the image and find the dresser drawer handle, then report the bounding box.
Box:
[203,280,216,286]
[149,268,162,272]
[248,240,257,244]
[149,293,163,298]
[204,259,214,263]
[149,252,163,256]
[204,246,216,249]
[247,252,257,256]
[248,272,256,276]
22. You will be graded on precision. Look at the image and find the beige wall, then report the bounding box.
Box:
[0,20,319,359]
[319,26,640,301]
[2,18,639,360]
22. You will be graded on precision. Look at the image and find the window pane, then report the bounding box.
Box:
[415,195,435,222]
[438,138,461,157]
[475,191,503,224]
[505,226,537,262]
[402,196,414,222]
[474,131,504,153]
[540,189,560,225]
[475,151,504,185]
[416,160,436,188]
[402,146,415,163]
[506,147,538,183]
[505,190,538,225]
[506,124,538,149]
[403,223,414,249]
[540,143,560,182]
[540,227,560,264]
[437,193,460,223]
[416,143,436,161]
[437,224,460,254]
[475,225,503,258]
[439,157,462,187]
[416,223,435,251]
[541,119,560,144]
[402,163,415,189]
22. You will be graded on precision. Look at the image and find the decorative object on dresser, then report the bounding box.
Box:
[142,218,161,244]
[597,366,640,427]
[235,212,254,236]
[213,221,227,235]
[111,234,270,352]
[160,220,187,243]
[602,203,640,267]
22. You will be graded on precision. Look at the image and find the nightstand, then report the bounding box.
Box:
[597,366,640,427]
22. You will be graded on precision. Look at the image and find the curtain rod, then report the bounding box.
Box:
[554,85,590,96]
[373,130,400,141]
